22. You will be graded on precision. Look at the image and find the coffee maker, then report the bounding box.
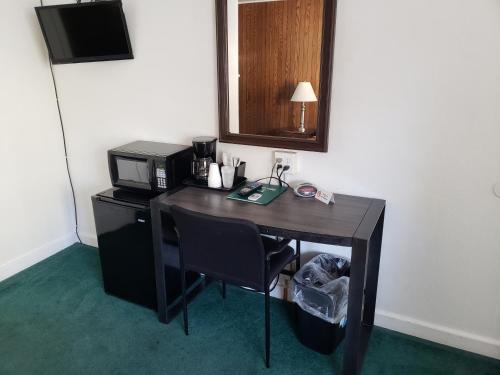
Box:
[191,136,217,181]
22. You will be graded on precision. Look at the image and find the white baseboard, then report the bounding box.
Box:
[0,232,77,282]
[270,283,499,360]
[79,231,98,247]
[375,309,500,360]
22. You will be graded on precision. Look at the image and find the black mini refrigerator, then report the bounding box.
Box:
[92,188,199,311]
[92,188,158,309]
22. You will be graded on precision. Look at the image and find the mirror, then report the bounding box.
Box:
[216,0,337,152]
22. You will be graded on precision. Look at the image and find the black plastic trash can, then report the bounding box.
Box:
[292,254,350,355]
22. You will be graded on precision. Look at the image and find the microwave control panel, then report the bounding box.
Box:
[155,161,167,189]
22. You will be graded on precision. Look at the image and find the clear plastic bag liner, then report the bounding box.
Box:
[292,254,350,324]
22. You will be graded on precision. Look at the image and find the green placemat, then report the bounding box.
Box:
[227,183,287,205]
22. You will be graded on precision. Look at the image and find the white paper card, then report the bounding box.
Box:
[315,189,335,205]
[248,193,262,201]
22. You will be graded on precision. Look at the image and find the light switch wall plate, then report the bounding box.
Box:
[274,151,298,174]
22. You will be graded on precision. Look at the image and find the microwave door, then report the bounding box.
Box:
[114,156,153,190]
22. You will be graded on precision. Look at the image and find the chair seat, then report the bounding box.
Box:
[261,237,296,282]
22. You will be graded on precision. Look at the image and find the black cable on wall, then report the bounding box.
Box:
[40,0,82,244]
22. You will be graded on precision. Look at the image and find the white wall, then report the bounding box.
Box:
[39,0,500,359]
[0,0,76,281]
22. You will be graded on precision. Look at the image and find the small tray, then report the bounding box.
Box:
[183,176,247,192]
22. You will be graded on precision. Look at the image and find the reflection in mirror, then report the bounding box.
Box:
[227,0,324,140]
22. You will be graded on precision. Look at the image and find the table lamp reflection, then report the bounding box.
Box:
[291,81,318,133]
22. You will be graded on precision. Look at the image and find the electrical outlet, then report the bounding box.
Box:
[274,151,298,174]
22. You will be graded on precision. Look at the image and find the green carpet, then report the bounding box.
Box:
[0,244,498,375]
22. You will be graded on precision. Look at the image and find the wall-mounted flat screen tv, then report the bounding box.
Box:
[35,0,133,64]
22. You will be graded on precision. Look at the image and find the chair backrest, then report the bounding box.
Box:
[170,205,267,291]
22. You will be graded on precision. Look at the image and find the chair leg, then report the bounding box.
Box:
[222,281,226,299]
[296,240,301,271]
[181,268,189,336]
[265,287,270,368]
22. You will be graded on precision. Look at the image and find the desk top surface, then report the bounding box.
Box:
[154,187,385,246]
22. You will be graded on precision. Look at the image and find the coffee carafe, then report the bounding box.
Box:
[191,136,217,181]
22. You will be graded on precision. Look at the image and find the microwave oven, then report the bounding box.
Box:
[108,141,192,193]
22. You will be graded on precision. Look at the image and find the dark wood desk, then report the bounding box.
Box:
[151,187,385,375]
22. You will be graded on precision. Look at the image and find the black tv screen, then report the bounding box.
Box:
[35,0,133,64]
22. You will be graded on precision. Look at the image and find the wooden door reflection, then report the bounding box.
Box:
[238,0,324,138]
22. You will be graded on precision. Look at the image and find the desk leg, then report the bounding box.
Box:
[151,201,168,324]
[363,209,385,326]
[342,239,368,375]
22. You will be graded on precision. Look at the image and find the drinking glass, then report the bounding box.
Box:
[221,166,235,189]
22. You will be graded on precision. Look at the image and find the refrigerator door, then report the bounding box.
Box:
[92,196,157,309]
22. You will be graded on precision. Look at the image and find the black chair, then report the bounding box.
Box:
[170,205,300,368]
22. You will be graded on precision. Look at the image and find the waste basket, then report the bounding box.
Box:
[292,254,350,354]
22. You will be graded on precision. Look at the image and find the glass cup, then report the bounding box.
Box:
[221,166,235,189]
[222,152,232,166]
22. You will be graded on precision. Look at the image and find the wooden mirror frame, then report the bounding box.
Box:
[216,0,337,152]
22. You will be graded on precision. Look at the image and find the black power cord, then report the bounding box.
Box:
[40,0,82,244]
[253,177,289,188]
[275,164,283,184]
[268,160,278,186]
[277,165,290,187]
[274,164,290,187]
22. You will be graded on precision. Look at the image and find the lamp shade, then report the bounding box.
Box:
[291,81,317,102]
